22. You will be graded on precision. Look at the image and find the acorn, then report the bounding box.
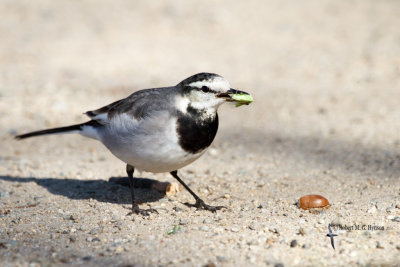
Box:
[165,182,181,197]
[299,194,330,210]
[151,182,181,196]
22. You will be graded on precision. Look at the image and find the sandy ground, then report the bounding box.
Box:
[1,0,400,266]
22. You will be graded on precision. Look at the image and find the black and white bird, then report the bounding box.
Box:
[16,73,253,215]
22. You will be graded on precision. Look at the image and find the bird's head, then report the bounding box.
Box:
[177,73,253,115]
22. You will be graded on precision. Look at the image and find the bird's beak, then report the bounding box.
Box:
[217,88,253,107]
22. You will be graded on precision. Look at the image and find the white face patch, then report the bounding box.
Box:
[175,95,190,113]
[188,90,225,117]
[188,76,230,93]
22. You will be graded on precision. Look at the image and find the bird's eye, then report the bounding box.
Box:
[201,86,211,93]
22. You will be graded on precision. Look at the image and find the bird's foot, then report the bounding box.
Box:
[187,199,226,212]
[127,205,158,216]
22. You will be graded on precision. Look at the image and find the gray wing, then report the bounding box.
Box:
[85,87,176,123]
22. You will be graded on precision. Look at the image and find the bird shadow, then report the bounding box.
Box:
[0,175,164,205]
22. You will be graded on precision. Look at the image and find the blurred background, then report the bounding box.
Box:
[1,1,400,265]
[2,0,400,175]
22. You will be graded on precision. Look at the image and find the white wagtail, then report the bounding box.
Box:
[16,73,253,215]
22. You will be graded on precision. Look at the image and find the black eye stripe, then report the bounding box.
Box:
[200,86,218,94]
[201,86,210,92]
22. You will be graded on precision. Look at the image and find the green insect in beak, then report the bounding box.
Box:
[218,88,254,107]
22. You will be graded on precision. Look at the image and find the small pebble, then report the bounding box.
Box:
[350,251,358,257]
[203,218,212,224]
[269,228,279,235]
[247,255,256,263]
[246,239,259,246]
[204,262,216,267]
[241,204,250,211]
[111,215,121,222]
[367,206,377,214]
[290,240,297,248]
[69,214,78,222]
[114,246,124,253]
[89,227,102,235]
[375,202,385,211]
[230,227,239,232]
[331,217,345,227]
[79,225,89,231]
[297,228,306,236]
[363,231,372,238]
[199,225,209,231]
[179,219,189,225]
[92,237,101,242]
[82,256,92,261]
[0,242,9,249]
[386,207,394,214]
[173,207,183,212]
[0,191,10,198]
[216,255,228,262]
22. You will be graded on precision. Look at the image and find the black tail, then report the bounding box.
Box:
[15,124,83,140]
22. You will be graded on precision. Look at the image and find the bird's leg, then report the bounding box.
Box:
[170,170,226,212]
[126,164,158,216]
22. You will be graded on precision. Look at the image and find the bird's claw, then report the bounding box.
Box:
[190,199,226,212]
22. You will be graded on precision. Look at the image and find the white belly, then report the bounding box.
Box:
[98,112,206,173]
